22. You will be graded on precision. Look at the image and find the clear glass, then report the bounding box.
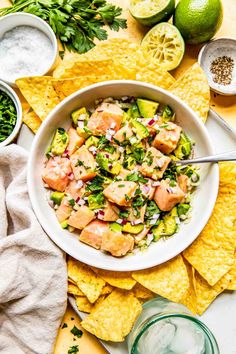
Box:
[128,297,220,354]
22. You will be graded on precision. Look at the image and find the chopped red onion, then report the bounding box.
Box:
[89,146,97,154]
[68,173,74,181]
[153,115,159,121]
[152,181,161,187]
[166,187,174,194]
[76,196,80,203]
[105,154,110,158]
[116,218,123,224]
[131,220,142,225]
[76,180,83,189]
[110,122,116,129]
[121,219,127,225]
[77,121,85,129]
[78,199,85,206]
[105,133,112,141]
[118,146,124,153]
[48,200,54,208]
[108,128,115,136]
[108,164,112,170]
[148,119,155,126]
[97,109,104,112]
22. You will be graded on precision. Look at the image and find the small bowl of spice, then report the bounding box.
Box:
[0,80,22,147]
[198,38,236,95]
[0,12,58,87]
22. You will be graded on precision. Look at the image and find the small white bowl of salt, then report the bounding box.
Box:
[0,12,58,87]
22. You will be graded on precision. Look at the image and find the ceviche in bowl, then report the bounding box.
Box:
[28,81,218,271]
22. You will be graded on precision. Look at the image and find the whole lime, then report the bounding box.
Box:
[173,0,223,44]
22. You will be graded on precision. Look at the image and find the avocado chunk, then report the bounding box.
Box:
[60,220,68,229]
[177,203,190,217]
[131,120,149,140]
[152,220,165,241]
[71,107,89,125]
[85,136,99,148]
[76,126,92,139]
[109,222,123,233]
[50,191,64,205]
[96,152,121,175]
[162,105,175,122]
[174,132,192,159]
[50,128,69,155]
[123,155,136,170]
[163,207,178,236]
[127,102,140,119]
[137,98,159,118]
[123,222,144,234]
[88,192,105,210]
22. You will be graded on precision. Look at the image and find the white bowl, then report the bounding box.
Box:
[0,13,58,87]
[28,81,219,271]
[198,38,236,95]
[0,80,22,147]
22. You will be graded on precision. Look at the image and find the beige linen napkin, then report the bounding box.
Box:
[0,144,67,354]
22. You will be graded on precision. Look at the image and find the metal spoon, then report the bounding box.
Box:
[174,150,236,166]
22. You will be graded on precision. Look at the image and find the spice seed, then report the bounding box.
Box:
[210,55,234,86]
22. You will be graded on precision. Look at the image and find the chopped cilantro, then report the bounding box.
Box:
[118,184,125,188]
[88,192,105,210]
[126,173,148,184]
[119,210,130,218]
[69,199,75,207]
[145,151,153,166]
[125,194,131,202]
[85,176,104,193]
[145,200,160,219]
[135,187,142,196]
[71,326,83,338]
[133,195,145,208]
[75,159,83,167]
[68,345,79,354]
[169,180,176,187]
[132,147,145,163]
[62,323,68,329]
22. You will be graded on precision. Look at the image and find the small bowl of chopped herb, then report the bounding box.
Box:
[198,38,236,95]
[0,80,22,147]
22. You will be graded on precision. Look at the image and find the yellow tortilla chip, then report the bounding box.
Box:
[68,283,85,296]
[132,283,155,300]
[136,62,175,89]
[170,63,210,122]
[227,254,236,290]
[183,166,236,286]
[192,270,232,315]
[52,75,116,101]
[67,258,106,303]
[92,267,136,290]
[81,289,142,341]
[16,76,60,120]
[180,261,198,314]
[132,255,189,302]
[219,162,236,191]
[101,284,113,295]
[22,110,42,133]
[75,295,106,314]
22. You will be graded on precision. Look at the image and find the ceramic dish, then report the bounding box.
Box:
[198,38,236,95]
[0,80,22,147]
[0,13,58,87]
[27,80,219,271]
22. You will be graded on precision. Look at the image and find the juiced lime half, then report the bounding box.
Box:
[129,0,175,27]
[142,22,185,71]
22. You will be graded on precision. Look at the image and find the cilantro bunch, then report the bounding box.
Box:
[0,0,127,53]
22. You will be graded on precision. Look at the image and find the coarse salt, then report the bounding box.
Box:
[0,26,54,82]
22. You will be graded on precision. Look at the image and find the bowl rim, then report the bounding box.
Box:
[198,37,236,96]
[27,80,219,271]
[0,80,22,148]
[0,12,58,87]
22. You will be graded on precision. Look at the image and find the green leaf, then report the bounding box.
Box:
[71,325,83,338]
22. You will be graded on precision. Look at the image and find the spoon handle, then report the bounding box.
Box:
[175,150,236,166]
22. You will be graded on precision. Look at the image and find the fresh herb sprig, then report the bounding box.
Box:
[0,0,127,54]
[0,91,17,143]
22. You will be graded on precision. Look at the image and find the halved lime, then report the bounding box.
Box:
[142,22,185,71]
[129,0,175,27]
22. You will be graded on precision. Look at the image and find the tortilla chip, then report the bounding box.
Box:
[132,255,189,302]
[16,76,60,120]
[183,173,236,286]
[67,258,106,303]
[227,254,236,290]
[22,110,42,133]
[219,162,236,191]
[136,62,175,89]
[192,270,232,315]
[68,283,85,296]
[91,267,136,290]
[132,283,155,300]
[81,289,142,341]
[180,262,197,314]
[170,63,210,122]
[75,295,106,314]
[101,284,113,295]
